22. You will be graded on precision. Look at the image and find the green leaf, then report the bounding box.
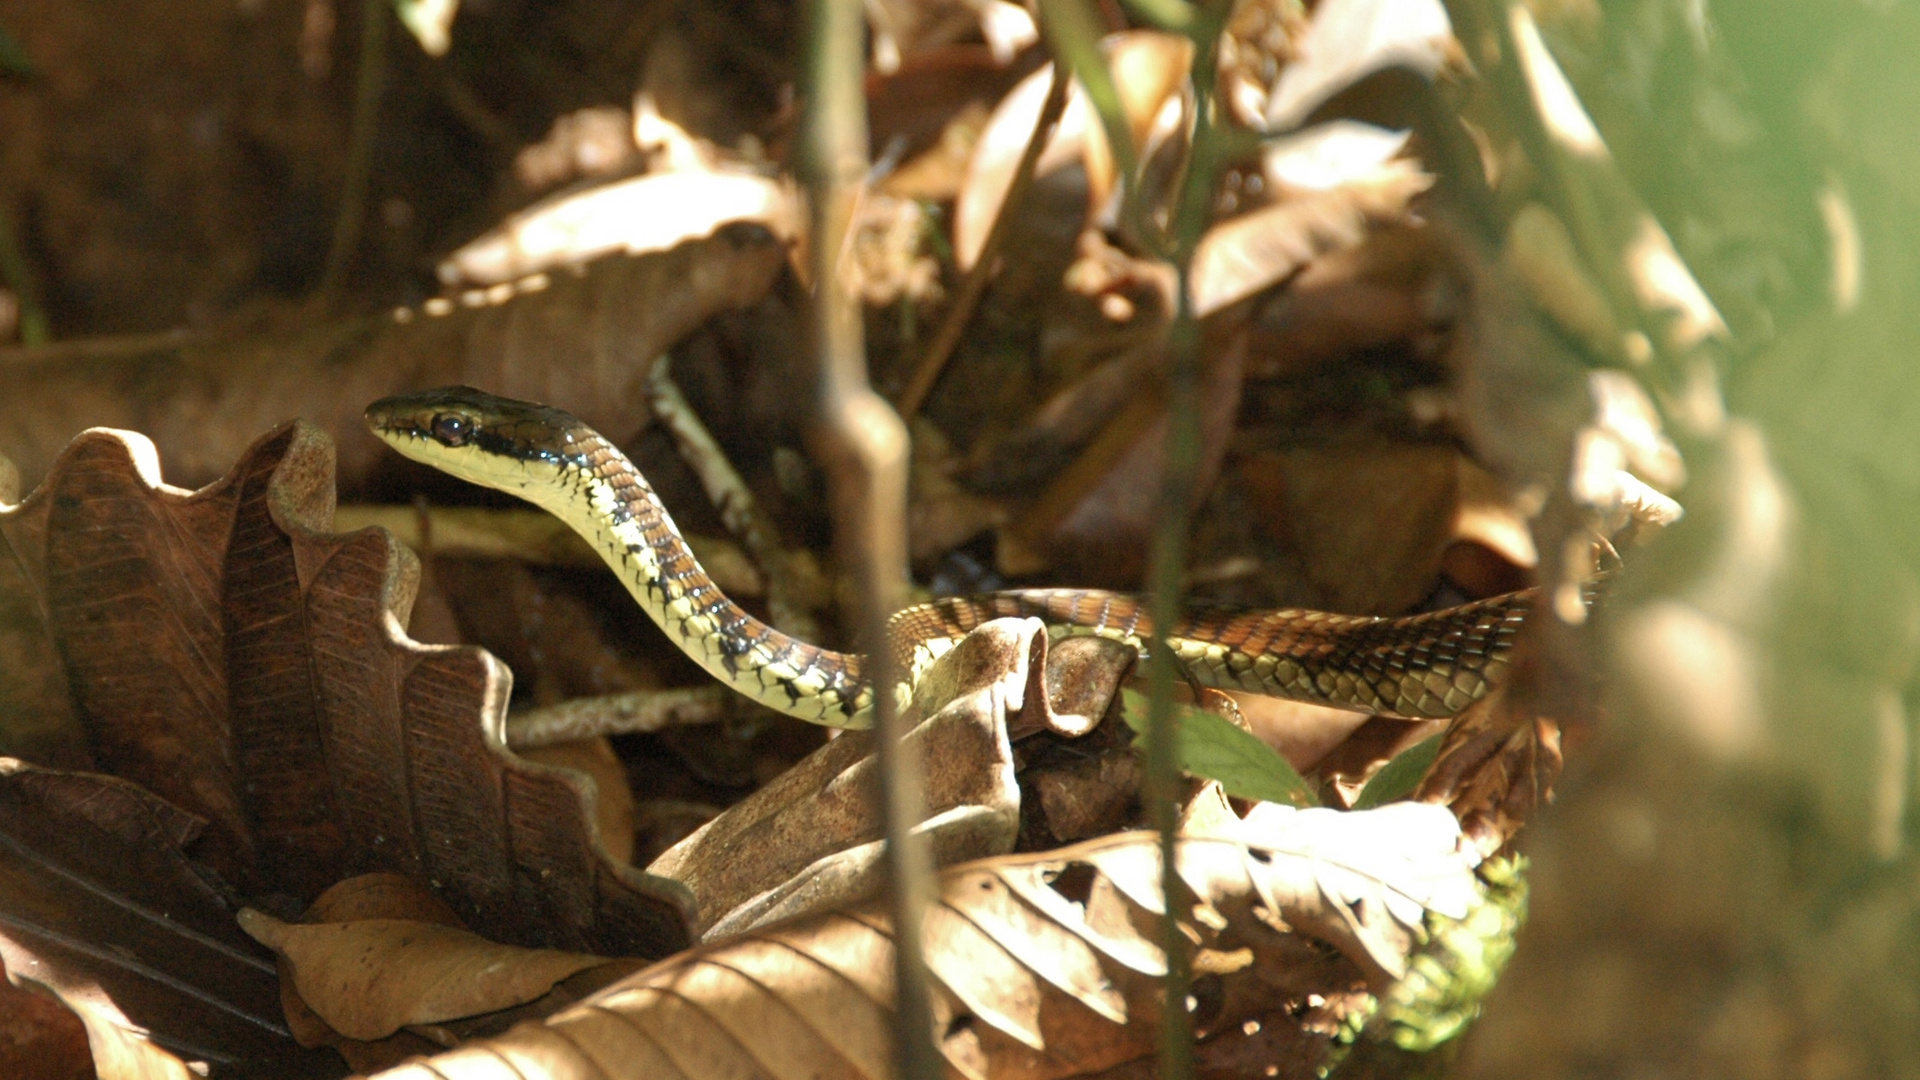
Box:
[1352,734,1443,810]
[1121,689,1318,807]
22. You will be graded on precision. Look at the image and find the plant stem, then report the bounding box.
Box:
[802,3,936,1079]
[1143,6,1232,1078]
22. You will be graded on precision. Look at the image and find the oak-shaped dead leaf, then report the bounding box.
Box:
[516,739,636,866]
[954,32,1192,271]
[0,758,337,1076]
[0,421,692,956]
[363,801,1488,1080]
[240,910,608,1042]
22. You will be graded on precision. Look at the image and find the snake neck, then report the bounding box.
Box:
[544,435,874,728]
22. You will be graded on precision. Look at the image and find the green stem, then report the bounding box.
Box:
[1143,6,1232,1079]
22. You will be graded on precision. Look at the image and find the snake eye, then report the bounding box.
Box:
[429,413,472,446]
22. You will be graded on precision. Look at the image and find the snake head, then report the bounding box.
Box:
[365,385,588,498]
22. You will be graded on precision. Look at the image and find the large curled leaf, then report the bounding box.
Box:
[0,422,692,960]
[363,801,1492,1080]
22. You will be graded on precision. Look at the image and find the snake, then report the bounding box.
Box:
[366,386,1534,730]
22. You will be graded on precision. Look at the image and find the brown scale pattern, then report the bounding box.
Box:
[887,589,1532,720]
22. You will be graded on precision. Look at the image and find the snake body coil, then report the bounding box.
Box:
[367,386,1531,729]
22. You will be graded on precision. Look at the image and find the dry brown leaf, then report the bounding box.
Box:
[1257,0,1456,131]
[0,231,788,497]
[516,739,637,866]
[53,986,203,1080]
[0,758,336,1075]
[954,32,1192,271]
[1189,147,1433,318]
[438,172,799,288]
[1415,680,1566,857]
[239,910,610,1041]
[363,802,1485,1080]
[0,952,92,1080]
[513,106,641,193]
[270,876,481,1071]
[1241,221,1459,380]
[866,0,1036,72]
[908,416,1007,562]
[960,324,1164,499]
[0,422,692,956]
[647,617,1037,939]
[954,59,1097,272]
[648,617,1138,940]
[1236,441,1460,615]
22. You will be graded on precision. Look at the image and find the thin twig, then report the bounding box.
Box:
[318,0,389,302]
[505,686,730,749]
[895,66,1071,420]
[644,354,824,640]
[802,3,938,1080]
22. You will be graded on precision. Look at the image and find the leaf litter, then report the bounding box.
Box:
[0,0,1715,1073]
